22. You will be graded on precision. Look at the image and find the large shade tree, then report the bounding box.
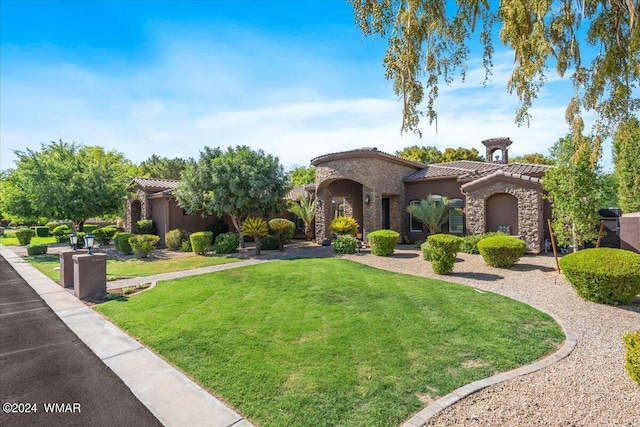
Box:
[0,140,139,230]
[288,165,316,186]
[350,0,639,152]
[396,145,483,163]
[140,155,187,180]
[174,145,290,241]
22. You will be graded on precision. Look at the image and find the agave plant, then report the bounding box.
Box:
[241,216,269,255]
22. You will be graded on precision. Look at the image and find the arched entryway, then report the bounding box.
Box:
[486,193,518,235]
[316,178,364,240]
[129,199,142,233]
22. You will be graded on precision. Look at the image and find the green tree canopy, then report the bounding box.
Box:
[0,140,138,230]
[509,153,555,165]
[174,145,290,236]
[396,145,483,163]
[140,155,187,180]
[613,116,640,213]
[542,134,603,250]
[288,165,316,186]
[350,1,639,147]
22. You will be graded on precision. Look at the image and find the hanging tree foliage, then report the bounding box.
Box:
[350,0,639,150]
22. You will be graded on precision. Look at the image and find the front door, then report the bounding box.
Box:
[382,197,391,229]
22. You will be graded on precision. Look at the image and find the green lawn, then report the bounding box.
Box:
[95,258,564,427]
[25,253,238,281]
[0,236,57,246]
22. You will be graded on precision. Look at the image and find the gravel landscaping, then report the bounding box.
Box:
[344,246,640,427]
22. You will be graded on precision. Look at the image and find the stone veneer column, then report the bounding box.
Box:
[315,188,333,243]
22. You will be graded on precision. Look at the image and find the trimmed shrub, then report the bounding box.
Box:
[421,241,431,261]
[460,231,506,254]
[559,248,640,305]
[333,235,357,254]
[427,234,463,275]
[190,231,213,255]
[368,229,400,256]
[180,239,192,253]
[52,225,71,243]
[209,220,230,244]
[26,243,48,256]
[114,232,133,255]
[135,219,156,235]
[166,229,190,251]
[15,227,35,245]
[477,235,527,268]
[623,331,640,385]
[93,226,118,246]
[260,234,280,251]
[329,216,360,236]
[214,232,239,254]
[82,224,98,234]
[128,234,160,258]
[46,221,59,232]
[32,226,50,237]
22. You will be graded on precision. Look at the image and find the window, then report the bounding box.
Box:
[409,200,423,232]
[449,198,464,234]
[295,216,305,230]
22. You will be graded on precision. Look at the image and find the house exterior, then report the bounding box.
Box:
[125,137,553,252]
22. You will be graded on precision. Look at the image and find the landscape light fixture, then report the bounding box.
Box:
[365,194,371,205]
[84,232,95,255]
[69,232,78,250]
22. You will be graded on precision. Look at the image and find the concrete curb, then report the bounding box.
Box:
[1,245,255,427]
[400,299,577,427]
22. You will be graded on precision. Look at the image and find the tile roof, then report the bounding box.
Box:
[310,147,425,169]
[404,160,551,182]
[287,184,315,201]
[131,177,179,192]
[460,169,543,192]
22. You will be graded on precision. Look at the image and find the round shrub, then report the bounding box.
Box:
[46,221,59,232]
[93,226,118,246]
[427,234,463,275]
[52,225,71,243]
[333,235,357,254]
[623,331,640,385]
[180,239,192,253]
[420,241,431,261]
[477,235,526,268]
[166,229,190,251]
[190,231,213,255]
[559,248,640,305]
[214,232,239,254]
[114,232,133,255]
[135,219,156,235]
[260,234,280,251]
[26,243,48,256]
[128,234,160,258]
[368,229,399,256]
[460,231,507,254]
[15,227,35,245]
[329,216,359,236]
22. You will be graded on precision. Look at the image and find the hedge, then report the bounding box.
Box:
[426,234,462,275]
[477,235,526,268]
[368,229,399,256]
[559,248,640,305]
[260,234,280,251]
[166,229,190,251]
[214,232,239,254]
[623,331,640,385]
[114,232,133,255]
[421,241,431,261]
[460,231,507,254]
[190,231,213,255]
[333,235,357,254]
[93,226,118,246]
[26,243,48,256]
[32,226,50,237]
[135,219,155,235]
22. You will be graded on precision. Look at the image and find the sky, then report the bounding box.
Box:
[0,0,612,173]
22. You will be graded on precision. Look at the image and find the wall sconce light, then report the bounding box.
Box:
[364,194,371,205]
[84,232,95,255]
[69,232,78,251]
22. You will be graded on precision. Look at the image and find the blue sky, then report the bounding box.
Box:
[1,0,609,173]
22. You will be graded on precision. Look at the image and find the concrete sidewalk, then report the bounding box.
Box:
[0,245,254,427]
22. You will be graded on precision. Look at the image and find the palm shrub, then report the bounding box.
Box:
[407,195,450,235]
[268,218,295,251]
[26,243,48,256]
[15,227,35,245]
[427,234,463,275]
[128,234,160,258]
[477,235,527,268]
[135,219,156,235]
[52,225,71,243]
[214,232,239,254]
[242,217,269,255]
[329,216,359,236]
[368,229,399,256]
[286,194,316,241]
[623,331,640,385]
[114,232,133,255]
[333,235,357,254]
[166,229,190,251]
[460,231,507,254]
[93,226,118,246]
[190,231,213,255]
[559,248,640,305]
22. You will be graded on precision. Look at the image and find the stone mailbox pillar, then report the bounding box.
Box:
[59,249,88,287]
[73,253,108,301]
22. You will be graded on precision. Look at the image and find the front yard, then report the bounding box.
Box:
[95,258,564,427]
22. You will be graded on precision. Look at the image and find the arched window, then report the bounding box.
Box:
[449,198,464,234]
[409,200,423,232]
